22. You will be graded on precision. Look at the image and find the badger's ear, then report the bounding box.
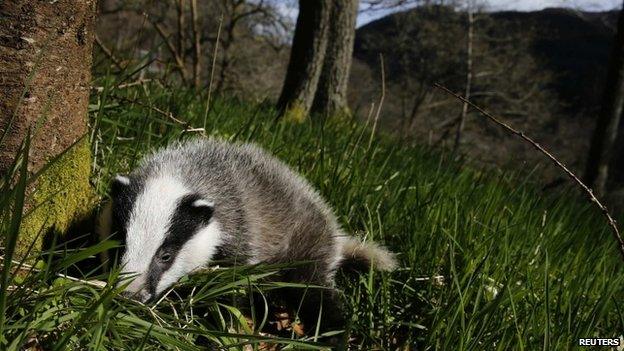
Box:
[111,174,131,194]
[191,199,214,209]
[183,195,214,221]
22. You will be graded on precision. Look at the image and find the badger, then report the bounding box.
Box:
[97,138,396,332]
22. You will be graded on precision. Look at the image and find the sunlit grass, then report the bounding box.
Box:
[1,69,622,349]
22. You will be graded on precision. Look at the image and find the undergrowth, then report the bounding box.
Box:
[1,70,622,350]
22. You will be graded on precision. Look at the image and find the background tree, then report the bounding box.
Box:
[276,0,332,121]
[584,1,624,197]
[97,0,291,100]
[0,0,97,256]
[312,0,360,117]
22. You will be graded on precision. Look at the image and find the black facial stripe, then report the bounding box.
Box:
[144,259,164,298]
[110,176,141,263]
[145,193,214,296]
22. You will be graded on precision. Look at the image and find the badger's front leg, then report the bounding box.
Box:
[277,263,348,346]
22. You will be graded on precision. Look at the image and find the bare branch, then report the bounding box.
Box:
[94,34,123,71]
[91,79,155,92]
[149,16,189,83]
[434,83,624,261]
[111,94,189,126]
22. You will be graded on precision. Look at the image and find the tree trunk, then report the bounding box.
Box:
[584,2,624,197]
[312,0,359,117]
[0,0,97,257]
[276,0,331,121]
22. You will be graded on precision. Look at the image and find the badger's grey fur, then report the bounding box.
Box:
[98,138,396,331]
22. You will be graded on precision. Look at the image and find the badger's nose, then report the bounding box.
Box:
[137,289,153,303]
[121,289,153,304]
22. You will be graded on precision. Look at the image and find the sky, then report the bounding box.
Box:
[356,0,622,26]
[272,0,622,28]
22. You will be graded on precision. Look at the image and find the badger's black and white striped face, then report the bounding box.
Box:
[111,174,222,303]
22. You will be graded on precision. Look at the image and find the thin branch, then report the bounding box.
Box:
[230,0,267,26]
[0,255,107,289]
[111,94,205,134]
[434,83,624,262]
[149,18,189,83]
[111,95,188,126]
[91,79,154,93]
[94,34,123,71]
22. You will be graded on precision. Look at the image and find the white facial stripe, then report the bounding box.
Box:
[121,174,189,290]
[155,221,223,296]
[192,199,214,208]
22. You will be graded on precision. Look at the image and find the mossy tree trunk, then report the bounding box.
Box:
[276,0,331,122]
[312,0,359,118]
[0,0,97,257]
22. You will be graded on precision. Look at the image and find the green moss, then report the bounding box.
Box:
[330,106,353,121]
[282,101,308,123]
[17,138,96,259]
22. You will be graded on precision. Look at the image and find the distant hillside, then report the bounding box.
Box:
[490,8,617,111]
[354,6,617,113]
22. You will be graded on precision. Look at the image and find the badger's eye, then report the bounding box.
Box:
[160,253,172,263]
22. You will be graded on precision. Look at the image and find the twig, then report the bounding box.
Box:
[203,14,224,132]
[0,255,107,288]
[111,95,188,125]
[434,83,624,261]
[149,17,189,83]
[110,95,205,134]
[94,34,123,71]
[91,79,153,93]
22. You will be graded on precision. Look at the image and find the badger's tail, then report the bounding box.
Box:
[338,236,397,272]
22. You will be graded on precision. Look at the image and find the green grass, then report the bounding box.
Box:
[1,72,623,350]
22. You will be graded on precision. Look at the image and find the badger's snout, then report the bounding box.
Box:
[121,288,153,304]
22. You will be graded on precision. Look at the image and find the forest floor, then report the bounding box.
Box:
[1,75,623,350]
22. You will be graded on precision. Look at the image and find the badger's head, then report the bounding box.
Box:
[106,173,222,303]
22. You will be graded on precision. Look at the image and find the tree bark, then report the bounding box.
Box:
[312,0,359,117]
[0,0,97,256]
[584,2,624,197]
[276,0,331,121]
